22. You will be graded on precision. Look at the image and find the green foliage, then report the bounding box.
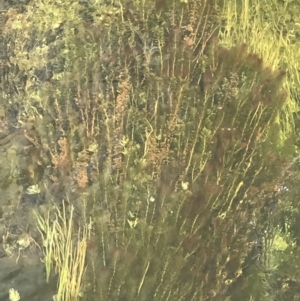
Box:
[1,0,299,300]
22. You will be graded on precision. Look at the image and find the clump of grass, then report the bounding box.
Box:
[35,201,88,301]
[218,0,300,141]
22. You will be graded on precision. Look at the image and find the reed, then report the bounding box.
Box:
[35,201,88,301]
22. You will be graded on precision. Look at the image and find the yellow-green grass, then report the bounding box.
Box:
[35,201,88,301]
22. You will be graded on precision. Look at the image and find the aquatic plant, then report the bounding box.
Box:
[35,201,88,301]
[1,0,299,300]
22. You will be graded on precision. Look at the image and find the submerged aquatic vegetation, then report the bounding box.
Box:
[1,0,300,300]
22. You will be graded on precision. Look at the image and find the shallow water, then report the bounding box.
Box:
[0,1,299,300]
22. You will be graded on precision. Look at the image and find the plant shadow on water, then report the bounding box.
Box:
[0,0,299,300]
